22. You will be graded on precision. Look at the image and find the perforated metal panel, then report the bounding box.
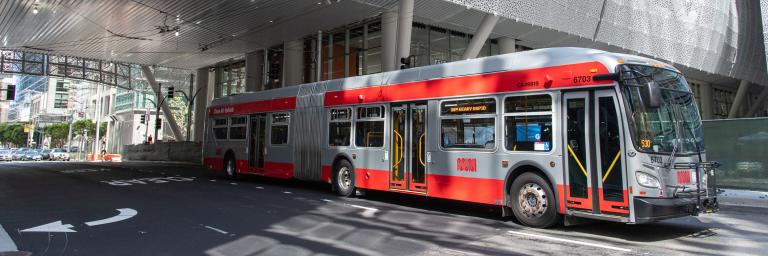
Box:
[441,0,768,85]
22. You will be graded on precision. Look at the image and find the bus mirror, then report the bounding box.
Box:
[641,81,662,108]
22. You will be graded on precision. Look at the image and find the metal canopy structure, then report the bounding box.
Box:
[1,50,132,88]
[0,0,766,86]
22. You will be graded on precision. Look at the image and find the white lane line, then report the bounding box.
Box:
[282,191,292,194]
[209,180,216,182]
[254,186,264,189]
[85,208,138,226]
[0,224,18,252]
[348,204,379,218]
[230,183,238,185]
[507,230,631,252]
[321,199,333,202]
[204,225,229,234]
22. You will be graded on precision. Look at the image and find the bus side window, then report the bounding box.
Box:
[213,118,228,140]
[503,94,553,152]
[329,108,352,147]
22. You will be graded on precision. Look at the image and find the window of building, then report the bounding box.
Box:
[270,113,290,145]
[54,92,68,108]
[713,87,734,119]
[213,118,228,140]
[440,98,496,149]
[365,22,382,74]
[504,95,553,152]
[229,116,247,140]
[214,61,246,98]
[266,45,284,90]
[355,106,385,147]
[329,108,352,147]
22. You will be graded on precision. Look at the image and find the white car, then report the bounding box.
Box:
[0,150,12,161]
[49,148,70,161]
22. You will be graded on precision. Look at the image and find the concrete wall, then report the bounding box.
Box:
[123,142,201,164]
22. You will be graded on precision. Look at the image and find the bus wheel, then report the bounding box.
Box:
[510,172,558,228]
[224,156,237,179]
[333,160,355,197]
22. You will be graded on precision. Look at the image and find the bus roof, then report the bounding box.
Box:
[209,47,676,108]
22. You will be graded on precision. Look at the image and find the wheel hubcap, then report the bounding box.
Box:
[518,183,547,218]
[337,167,351,190]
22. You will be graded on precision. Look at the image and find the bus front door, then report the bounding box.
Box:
[390,102,428,193]
[249,114,266,171]
[563,90,628,216]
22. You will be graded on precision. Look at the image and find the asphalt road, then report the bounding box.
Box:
[0,161,765,256]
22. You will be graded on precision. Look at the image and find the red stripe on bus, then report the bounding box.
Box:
[598,189,629,214]
[203,157,224,171]
[426,174,505,205]
[324,61,611,106]
[321,166,332,183]
[557,185,566,214]
[208,97,297,117]
[565,185,593,210]
[355,168,390,191]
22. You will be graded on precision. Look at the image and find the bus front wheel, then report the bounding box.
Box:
[510,172,558,228]
[333,160,355,197]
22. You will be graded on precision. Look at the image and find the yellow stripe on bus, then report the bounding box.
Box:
[602,151,621,182]
[567,145,588,177]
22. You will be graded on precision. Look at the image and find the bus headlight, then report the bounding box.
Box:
[636,171,660,188]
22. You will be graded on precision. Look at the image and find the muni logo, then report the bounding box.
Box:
[457,158,477,172]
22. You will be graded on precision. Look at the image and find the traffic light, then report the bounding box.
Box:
[5,84,15,101]
[167,86,174,99]
[155,118,162,130]
[140,114,146,124]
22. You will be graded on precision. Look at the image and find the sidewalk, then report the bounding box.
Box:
[718,189,768,208]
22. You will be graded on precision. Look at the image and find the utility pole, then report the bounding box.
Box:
[93,84,103,155]
[154,83,161,142]
[66,111,74,152]
[186,74,194,141]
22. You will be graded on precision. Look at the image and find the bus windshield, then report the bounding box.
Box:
[620,64,704,155]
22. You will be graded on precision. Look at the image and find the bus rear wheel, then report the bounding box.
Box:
[333,160,355,197]
[224,155,237,179]
[510,172,558,228]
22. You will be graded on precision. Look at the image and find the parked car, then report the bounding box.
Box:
[24,149,43,161]
[49,148,70,161]
[13,148,29,161]
[0,149,12,161]
[40,149,51,160]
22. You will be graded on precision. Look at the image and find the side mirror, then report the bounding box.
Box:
[640,81,662,108]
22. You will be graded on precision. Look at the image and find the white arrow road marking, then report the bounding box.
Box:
[85,208,138,226]
[348,204,379,218]
[20,221,76,233]
[0,224,18,251]
[507,230,631,252]
[203,225,229,234]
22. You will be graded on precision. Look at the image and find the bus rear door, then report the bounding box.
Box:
[563,89,629,217]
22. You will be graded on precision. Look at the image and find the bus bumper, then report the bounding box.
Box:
[633,196,718,223]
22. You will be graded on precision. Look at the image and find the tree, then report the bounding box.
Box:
[71,119,107,139]
[0,124,27,147]
[43,123,70,148]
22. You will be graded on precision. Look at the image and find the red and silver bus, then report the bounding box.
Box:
[203,47,718,227]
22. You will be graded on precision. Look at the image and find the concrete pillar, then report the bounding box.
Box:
[728,80,750,118]
[462,14,500,60]
[395,0,414,66]
[746,85,768,117]
[245,50,264,92]
[284,40,305,86]
[381,9,398,71]
[141,66,183,141]
[193,68,209,142]
[699,82,713,120]
[499,37,516,54]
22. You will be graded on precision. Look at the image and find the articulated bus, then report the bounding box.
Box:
[203,47,718,227]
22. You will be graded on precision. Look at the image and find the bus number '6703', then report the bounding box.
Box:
[457,158,477,172]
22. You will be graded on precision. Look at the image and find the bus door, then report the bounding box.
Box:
[390,102,428,192]
[563,90,628,215]
[249,114,267,171]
